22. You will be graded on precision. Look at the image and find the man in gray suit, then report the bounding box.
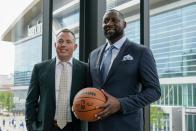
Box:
[88,9,161,131]
[25,29,87,131]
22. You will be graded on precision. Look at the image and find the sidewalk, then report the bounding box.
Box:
[0,115,27,131]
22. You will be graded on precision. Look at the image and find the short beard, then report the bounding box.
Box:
[104,30,123,41]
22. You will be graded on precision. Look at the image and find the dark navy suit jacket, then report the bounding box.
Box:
[25,58,88,131]
[88,39,161,131]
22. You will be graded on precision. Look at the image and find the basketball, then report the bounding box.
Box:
[72,87,106,122]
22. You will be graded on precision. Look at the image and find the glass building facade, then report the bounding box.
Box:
[124,3,196,131]
[151,4,196,78]
[14,36,42,86]
[126,4,196,78]
[52,0,80,59]
[13,36,42,112]
[106,0,196,130]
[4,0,43,112]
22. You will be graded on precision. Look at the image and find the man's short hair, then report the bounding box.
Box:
[106,9,125,20]
[56,28,76,41]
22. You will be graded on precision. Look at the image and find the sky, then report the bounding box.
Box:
[0,0,34,75]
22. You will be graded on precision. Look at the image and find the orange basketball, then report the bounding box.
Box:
[72,87,106,122]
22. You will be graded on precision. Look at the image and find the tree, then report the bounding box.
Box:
[151,106,165,129]
[0,92,15,111]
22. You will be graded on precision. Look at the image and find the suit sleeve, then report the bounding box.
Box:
[25,64,40,130]
[119,47,161,114]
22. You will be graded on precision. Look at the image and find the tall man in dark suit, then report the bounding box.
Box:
[25,29,87,131]
[88,9,161,131]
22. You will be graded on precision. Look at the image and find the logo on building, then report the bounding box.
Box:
[27,21,42,37]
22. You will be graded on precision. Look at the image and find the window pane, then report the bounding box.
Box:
[0,0,42,130]
[106,0,141,43]
[52,0,80,59]
[150,1,196,130]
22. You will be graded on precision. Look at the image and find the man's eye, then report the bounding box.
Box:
[58,40,63,43]
[104,19,109,24]
[113,19,119,23]
[66,41,72,44]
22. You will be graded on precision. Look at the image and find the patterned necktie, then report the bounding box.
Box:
[56,62,68,129]
[100,45,115,82]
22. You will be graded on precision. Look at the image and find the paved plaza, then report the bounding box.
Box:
[0,115,27,131]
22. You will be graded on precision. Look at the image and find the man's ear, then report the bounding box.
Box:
[124,21,127,28]
[54,42,57,48]
[74,44,78,50]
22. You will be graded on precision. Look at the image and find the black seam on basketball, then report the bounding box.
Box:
[75,108,101,112]
[75,96,106,103]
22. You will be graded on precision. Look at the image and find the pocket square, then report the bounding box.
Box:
[122,54,133,61]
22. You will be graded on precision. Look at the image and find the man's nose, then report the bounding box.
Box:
[106,19,114,25]
[60,42,68,46]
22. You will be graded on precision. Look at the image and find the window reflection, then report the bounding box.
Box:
[52,0,80,59]
[0,0,42,130]
[106,0,196,130]
[149,1,196,131]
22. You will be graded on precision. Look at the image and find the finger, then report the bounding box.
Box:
[95,106,108,117]
[73,112,79,119]
[96,104,111,118]
[97,107,109,116]
[96,102,109,109]
[101,89,110,97]
[98,111,110,119]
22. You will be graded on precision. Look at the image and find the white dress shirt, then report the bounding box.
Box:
[101,36,127,71]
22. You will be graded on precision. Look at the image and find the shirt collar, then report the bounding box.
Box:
[56,57,73,66]
[106,36,126,51]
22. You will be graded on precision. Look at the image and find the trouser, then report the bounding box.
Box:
[53,121,73,131]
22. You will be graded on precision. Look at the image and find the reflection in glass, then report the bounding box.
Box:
[106,0,196,130]
[52,0,80,59]
[0,0,43,131]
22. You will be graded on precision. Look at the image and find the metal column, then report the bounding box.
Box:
[79,0,106,62]
[140,0,150,131]
[42,0,53,60]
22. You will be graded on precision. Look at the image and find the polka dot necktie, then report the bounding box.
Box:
[56,62,68,129]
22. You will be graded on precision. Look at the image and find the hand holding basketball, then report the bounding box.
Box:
[72,87,106,122]
[95,89,121,119]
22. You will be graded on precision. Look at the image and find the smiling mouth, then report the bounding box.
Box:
[105,27,115,32]
[106,27,115,31]
[106,29,115,35]
[60,49,68,52]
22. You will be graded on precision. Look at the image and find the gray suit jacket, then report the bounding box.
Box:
[25,58,88,131]
[88,39,161,131]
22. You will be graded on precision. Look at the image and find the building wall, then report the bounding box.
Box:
[14,35,42,86]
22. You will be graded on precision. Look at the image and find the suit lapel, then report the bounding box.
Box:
[97,45,106,68]
[47,58,56,93]
[45,58,56,118]
[105,39,129,83]
[96,44,107,83]
[71,59,76,100]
